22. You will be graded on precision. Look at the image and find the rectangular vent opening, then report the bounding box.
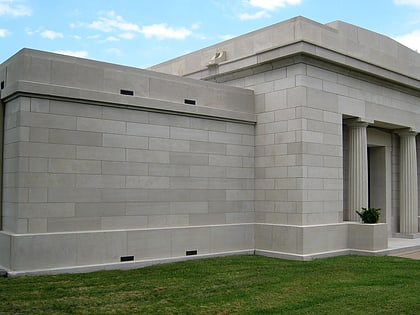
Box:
[184,99,196,105]
[186,250,197,256]
[0,81,4,89]
[120,89,134,96]
[120,255,134,262]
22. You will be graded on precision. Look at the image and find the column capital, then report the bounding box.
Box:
[395,129,417,137]
[344,119,369,129]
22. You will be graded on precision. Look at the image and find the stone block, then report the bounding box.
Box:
[348,222,388,251]
[102,161,148,175]
[102,106,148,123]
[18,203,75,218]
[77,117,126,134]
[127,149,170,164]
[209,131,242,144]
[127,122,169,138]
[0,233,11,269]
[75,231,127,265]
[47,217,102,232]
[149,164,189,177]
[103,134,148,149]
[226,212,255,224]
[19,111,77,130]
[29,188,48,202]
[190,141,226,154]
[4,127,30,144]
[76,174,125,188]
[30,98,50,113]
[127,229,172,259]
[170,202,208,214]
[171,227,211,257]
[49,158,101,174]
[190,165,226,178]
[50,100,102,118]
[12,234,78,270]
[189,213,226,225]
[101,216,148,230]
[4,157,28,173]
[125,202,170,215]
[149,138,189,152]
[29,158,48,172]
[170,177,208,189]
[226,122,254,135]
[148,214,189,227]
[169,152,209,165]
[28,218,47,232]
[49,129,103,146]
[75,202,126,217]
[19,142,76,159]
[209,155,242,167]
[126,176,170,189]
[48,188,102,202]
[226,144,254,157]
[226,167,254,179]
[170,127,208,141]
[77,146,125,161]
[149,112,190,127]
[190,118,226,131]
[29,128,49,142]
[226,190,254,201]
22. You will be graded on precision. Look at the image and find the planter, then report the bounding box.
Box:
[348,222,388,251]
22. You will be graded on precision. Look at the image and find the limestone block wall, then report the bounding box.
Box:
[1,94,255,272]
[220,63,343,227]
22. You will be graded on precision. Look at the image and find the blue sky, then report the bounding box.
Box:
[1,0,420,68]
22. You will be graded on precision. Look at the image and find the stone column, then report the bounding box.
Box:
[347,121,369,221]
[398,131,418,234]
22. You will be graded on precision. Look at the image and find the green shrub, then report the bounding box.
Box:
[356,207,381,223]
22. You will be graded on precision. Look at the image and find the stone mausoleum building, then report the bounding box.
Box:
[1,17,420,275]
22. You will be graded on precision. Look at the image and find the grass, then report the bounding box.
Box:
[1,255,420,314]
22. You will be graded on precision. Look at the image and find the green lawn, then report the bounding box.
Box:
[1,255,419,314]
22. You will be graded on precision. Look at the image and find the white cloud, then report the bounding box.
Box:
[141,23,192,40]
[106,36,119,42]
[0,0,31,17]
[119,33,136,40]
[106,47,123,56]
[219,34,235,40]
[239,10,270,20]
[88,11,141,33]
[83,11,193,40]
[41,30,64,40]
[394,30,420,52]
[0,28,9,37]
[394,0,420,6]
[246,0,302,11]
[54,50,89,58]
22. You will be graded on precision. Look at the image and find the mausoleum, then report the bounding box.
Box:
[1,16,420,275]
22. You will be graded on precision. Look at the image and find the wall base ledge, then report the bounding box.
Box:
[6,249,255,277]
[392,233,420,239]
[255,248,389,261]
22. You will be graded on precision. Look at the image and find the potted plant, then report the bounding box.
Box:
[356,207,381,224]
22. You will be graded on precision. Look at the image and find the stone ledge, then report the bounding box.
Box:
[1,80,256,124]
[6,250,254,277]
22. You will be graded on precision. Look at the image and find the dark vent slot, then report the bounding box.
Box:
[186,250,197,256]
[120,255,134,262]
[184,99,196,105]
[0,81,4,89]
[120,89,134,96]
